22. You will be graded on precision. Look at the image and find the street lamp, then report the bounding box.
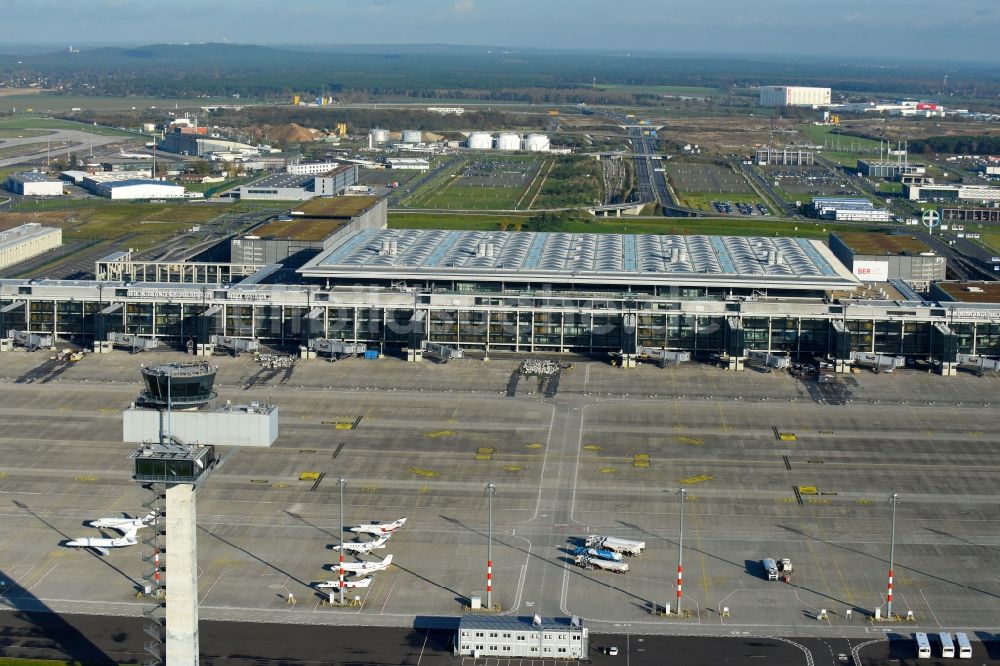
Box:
[485,482,496,609]
[675,488,687,616]
[338,477,348,606]
[887,492,898,619]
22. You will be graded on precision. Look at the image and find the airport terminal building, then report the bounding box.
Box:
[3,219,1000,369]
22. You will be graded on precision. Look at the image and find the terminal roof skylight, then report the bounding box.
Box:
[304,229,848,285]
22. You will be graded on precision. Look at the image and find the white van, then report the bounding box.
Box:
[939,632,954,658]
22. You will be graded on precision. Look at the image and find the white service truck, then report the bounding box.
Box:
[585,535,645,556]
[575,555,629,573]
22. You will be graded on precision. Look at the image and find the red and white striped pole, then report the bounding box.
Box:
[485,482,496,609]
[675,488,686,615]
[339,552,345,596]
[887,493,898,618]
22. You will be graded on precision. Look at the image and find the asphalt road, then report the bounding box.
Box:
[0,129,123,168]
[14,610,990,665]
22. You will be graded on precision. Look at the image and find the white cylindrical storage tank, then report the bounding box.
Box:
[467,132,493,150]
[370,128,390,144]
[524,134,550,152]
[402,130,422,144]
[497,132,521,151]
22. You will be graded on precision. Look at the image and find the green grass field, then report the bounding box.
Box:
[390,211,835,238]
[397,160,469,208]
[0,117,141,138]
[0,94,244,113]
[816,151,862,169]
[389,212,530,231]
[978,232,1000,255]
[0,128,54,138]
[0,140,77,159]
[6,198,101,212]
[421,185,524,210]
[797,124,883,151]
[3,200,226,249]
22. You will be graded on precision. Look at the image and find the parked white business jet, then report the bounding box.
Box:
[349,517,406,535]
[88,511,156,531]
[335,554,393,574]
[318,576,373,590]
[65,526,139,556]
[332,535,390,553]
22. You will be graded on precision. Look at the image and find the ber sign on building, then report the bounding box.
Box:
[853,260,889,282]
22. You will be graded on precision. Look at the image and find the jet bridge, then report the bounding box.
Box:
[747,350,792,371]
[307,338,367,362]
[635,346,691,368]
[956,353,1000,377]
[850,352,905,374]
[108,332,159,354]
[208,335,259,357]
[422,341,464,362]
[7,329,53,351]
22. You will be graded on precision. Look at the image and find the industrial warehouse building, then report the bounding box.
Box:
[93,178,188,200]
[3,219,1000,372]
[829,232,946,286]
[810,197,893,223]
[759,86,831,107]
[455,616,587,659]
[386,158,430,171]
[755,146,814,166]
[158,131,257,157]
[5,172,63,196]
[230,195,386,266]
[856,160,926,180]
[232,165,358,201]
[0,223,62,269]
[904,183,1000,203]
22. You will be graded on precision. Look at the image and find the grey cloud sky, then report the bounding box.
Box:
[0,0,994,62]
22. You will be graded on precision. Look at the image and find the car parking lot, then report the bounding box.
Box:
[760,165,858,200]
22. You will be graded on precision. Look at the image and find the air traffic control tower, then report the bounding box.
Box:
[129,362,220,666]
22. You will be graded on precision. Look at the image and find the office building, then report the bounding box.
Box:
[455,616,587,659]
[810,197,893,223]
[0,223,62,269]
[759,86,831,107]
[755,146,814,166]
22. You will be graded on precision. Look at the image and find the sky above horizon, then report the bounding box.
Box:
[1,0,996,63]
